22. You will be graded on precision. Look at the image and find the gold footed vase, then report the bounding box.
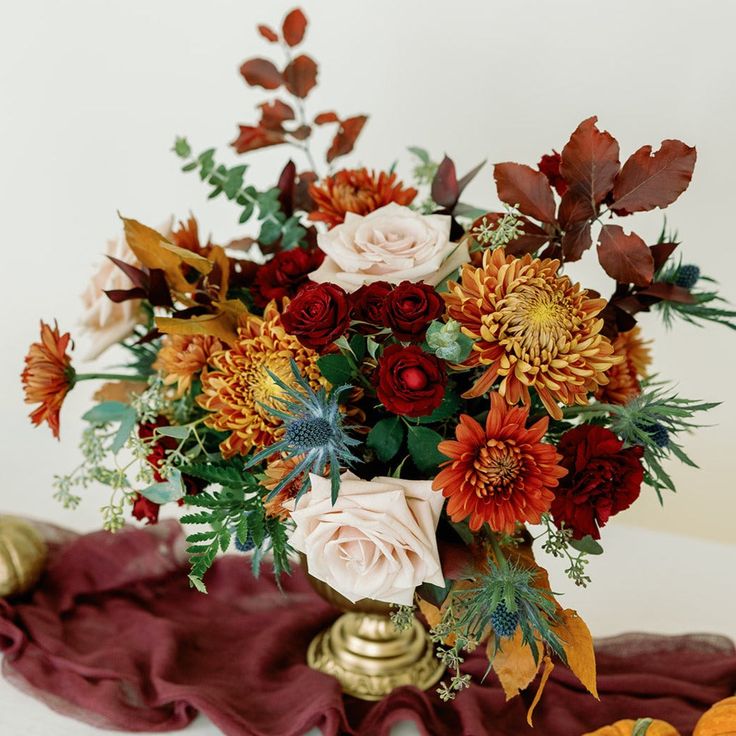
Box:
[304,565,445,701]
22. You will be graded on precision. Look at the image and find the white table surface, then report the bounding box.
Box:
[1,523,734,735]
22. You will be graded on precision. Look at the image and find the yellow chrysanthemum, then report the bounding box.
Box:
[444,247,619,420]
[595,326,652,405]
[197,301,327,458]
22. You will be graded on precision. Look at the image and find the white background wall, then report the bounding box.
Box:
[2,0,735,544]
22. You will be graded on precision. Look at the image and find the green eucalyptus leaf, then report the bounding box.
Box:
[156,425,191,440]
[110,407,138,454]
[140,468,184,504]
[82,401,131,424]
[568,535,604,555]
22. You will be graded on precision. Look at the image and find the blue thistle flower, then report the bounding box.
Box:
[674,264,700,289]
[232,529,256,552]
[245,359,361,505]
[643,422,670,448]
[490,600,519,638]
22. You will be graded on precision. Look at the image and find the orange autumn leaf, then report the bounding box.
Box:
[156,299,247,345]
[93,380,147,404]
[526,654,554,726]
[160,240,213,275]
[554,608,599,699]
[417,597,442,629]
[489,629,541,699]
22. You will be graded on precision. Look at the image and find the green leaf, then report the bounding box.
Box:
[140,469,185,504]
[110,406,138,454]
[156,425,191,440]
[568,536,604,555]
[259,218,283,245]
[408,146,430,164]
[632,719,653,736]
[179,463,244,487]
[173,137,192,158]
[188,574,208,594]
[416,389,460,424]
[239,202,255,224]
[82,401,131,424]
[349,334,367,362]
[317,353,354,385]
[407,426,446,473]
[366,417,405,463]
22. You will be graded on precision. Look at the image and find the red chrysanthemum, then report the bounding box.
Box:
[551,424,644,539]
[433,393,566,533]
[308,168,417,228]
[21,321,75,439]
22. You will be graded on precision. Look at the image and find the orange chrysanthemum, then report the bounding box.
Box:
[433,393,566,533]
[153,334,224,398]
[309,168,417,228]
[444,247,620,420]
[21,321,75,439]
[197,301,327,458]
[595,326,651,405]
[262,454,309,520]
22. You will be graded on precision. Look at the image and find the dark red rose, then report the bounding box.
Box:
[383,281,444,343]
[538,150,568,197]
[375,344,447,417]
[252,247,324,308]
[132,493,161,525]
[282,281,351,351]
[551,425,644,540]
[350,281,392,333]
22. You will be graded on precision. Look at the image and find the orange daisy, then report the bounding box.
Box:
[308,168,417,228]
[444,247,619,420]
[433,393,566,533]
[154,333,224,397]
[197,301,327,458]
[595,326,651,405]
[21,321,75,439]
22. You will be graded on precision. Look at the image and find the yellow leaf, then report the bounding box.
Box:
[160,240,213,275]
[121,216,193,293]
[526,654,554,726]
[489,629,541,699]
[156,300,247,345]
[417,598,442,629]
[554,608,599,699]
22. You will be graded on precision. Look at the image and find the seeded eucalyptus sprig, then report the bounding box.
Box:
[173,137,306,248]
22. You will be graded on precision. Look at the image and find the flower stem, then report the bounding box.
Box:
[75,372,147,383]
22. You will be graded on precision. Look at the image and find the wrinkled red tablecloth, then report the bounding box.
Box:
[0,521,734,736]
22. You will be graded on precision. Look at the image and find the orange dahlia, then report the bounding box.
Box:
[595,326,651,405]
[444,247,619,420]
[197,301,327,458]
[21,321,75,439]
[153,333,224,397]
[309,168,417,228]
[262,454,308,520]
[433,393,566,533]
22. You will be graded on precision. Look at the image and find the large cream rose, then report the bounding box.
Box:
[309,203,469,292]
[79,235,146,361]
[289,471,445,605]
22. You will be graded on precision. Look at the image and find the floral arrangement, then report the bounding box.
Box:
[20,7,735,720]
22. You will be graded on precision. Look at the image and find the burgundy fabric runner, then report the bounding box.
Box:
[1,521,735,736]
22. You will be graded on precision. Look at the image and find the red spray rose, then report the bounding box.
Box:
[132,494,161,524]
[282,281,351,352]
[383,281,444,343]
[350,281,392,333]
[375,344,447,417]
[538,150,568,196]
[252,248,324,307]
[551,425,644,540]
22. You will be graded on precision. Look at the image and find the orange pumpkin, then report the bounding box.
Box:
[583,719,680,736]
[693,696,736,735]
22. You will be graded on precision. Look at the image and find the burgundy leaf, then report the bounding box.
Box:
[561,221,593,261]
[290,124,311,141]
[277,160,297,215]
[314,111,339,125]
[326,115,367,162]
[560,116,620,211]
[104,287,147,303]
[147,269,174,307]
[282,8,307,47]
[107,255,147,289]
[493,162,557,224]
[431,156,459,208]
[257,24,279,43]
[649,241,679,272]
[558,189,595,230]
[259,99,295,131]
[611,139,697,214]
[283,54,318,98]
[456,160,486,197]
[597,225,654,286]
[538,151,567,196]
[231,125,285,153]
[638,282,697,304]
[239,58,282,90]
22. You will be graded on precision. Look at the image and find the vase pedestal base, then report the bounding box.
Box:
[307,612,445,701]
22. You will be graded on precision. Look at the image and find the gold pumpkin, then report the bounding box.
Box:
[693,696,736,735]
[0,517,47,597]
[584,720,680,736]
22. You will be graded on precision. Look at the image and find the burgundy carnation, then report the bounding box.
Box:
[282,281,351,352]
[550,425,644,540]
[538,150,568,197]
[350,281,392,333]
[383,281,444,343]
[252,248,324,308]
[375,344,447,417]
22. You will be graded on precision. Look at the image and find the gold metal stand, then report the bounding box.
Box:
[302,560,445,701]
